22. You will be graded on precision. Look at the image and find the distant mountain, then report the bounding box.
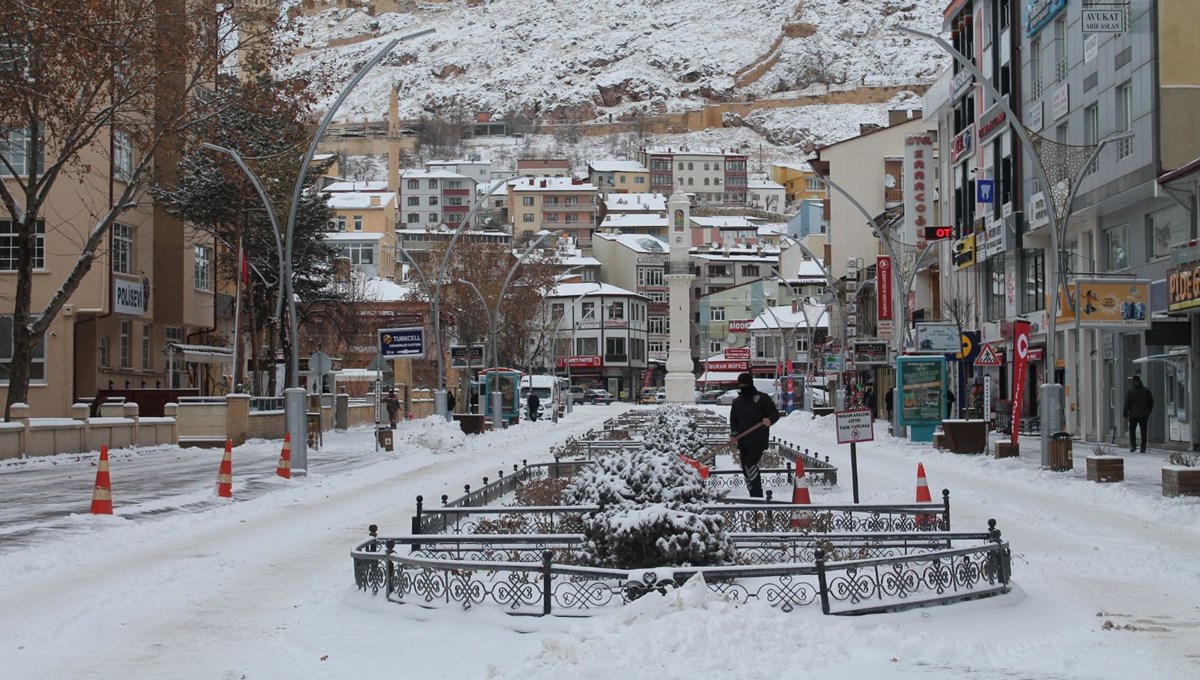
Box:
[282,0,948,125]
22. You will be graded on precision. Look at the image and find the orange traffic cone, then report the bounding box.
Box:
[276,433,292,479]
[915,462,935,529]
[680,455,710,479]
[90,445,113,514]
[216,440,233,498]
[790,456,812,530]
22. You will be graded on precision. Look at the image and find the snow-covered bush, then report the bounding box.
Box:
[563,445,734,569]
[641,405,709,460]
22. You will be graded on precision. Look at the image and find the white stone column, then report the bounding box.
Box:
[665,190,696,403]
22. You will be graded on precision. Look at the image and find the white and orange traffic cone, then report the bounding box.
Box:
[90,445,113,515]
[915,462,935,529]
[790,456,812,530]
[216,440,233,498]
[276,433,292,479]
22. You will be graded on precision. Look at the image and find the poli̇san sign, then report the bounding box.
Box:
[378,327,425,358]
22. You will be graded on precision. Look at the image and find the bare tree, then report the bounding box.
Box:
[0,0,286,418]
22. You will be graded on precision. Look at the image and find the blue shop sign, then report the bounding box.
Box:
[1027,0,1068,37]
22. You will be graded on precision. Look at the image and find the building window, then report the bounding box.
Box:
[406,179,418,190]
[580,301,595,320]
[987,253,1005,321]
[353,215,363,231]
[142,323,152,370]
[709,340,722,354]
[194,246,212,290]
[407,196,419,206]
[407,213,419,224]
[1,126,43,176]
[1116,81,1133,158]
[113,131,134,182]
[336,243,375,265]
[550,302,565,320]
[608,302,624,320]
[635,176,645,184]
[677,162,684,170]
[544,196,559,206]
[1054,17,1067,82]
[741,264,760,277]
[546,213,559,222]
[708,265,729,277]
[428,179,438,190]
[119,320,130,368]
[98,335,109,368]
[522,196,534,206]
[427,196,439,207]
[448,180,462,189]
[704,178,710,186]
[1083,105,1099,175]
[566,196,578,206]
[710,307,725,321]
[631,338,645,361]
[677,177,684,185]
[333,215,347,231]
[428,213,438,222]
[1105,225,1128,269]
[649,316,666,334]
[575,336,598,356]
[565,214,578,223]
[687,162,694,170]
[714,178,721,186]
[687,177,694,186]
[0,315,47,384]
[0,219,44,270]
[1149,205,1189,259]
[604,336,626,358]
[755,334,778,359]
[522,213,534,222]
[1021,249,1045,314]
[112,223,134,274]
[165,326,184,388]
[638,267,665,287]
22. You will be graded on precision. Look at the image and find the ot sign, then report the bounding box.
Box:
[924,226,955,240]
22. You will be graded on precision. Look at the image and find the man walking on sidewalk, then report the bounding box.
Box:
[729,372,781,497]
[1123,374,1154,453]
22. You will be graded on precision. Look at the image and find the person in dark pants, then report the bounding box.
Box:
[383,390,401,429]
[526,391,541,422]
[865,387,878,419]
[885,387,895,420]
[945,389,956,419]
[1124,374,1154,453]
[447,390,456,413]
[729,372,781,498]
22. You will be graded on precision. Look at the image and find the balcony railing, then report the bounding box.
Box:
[1055,59,1068,82]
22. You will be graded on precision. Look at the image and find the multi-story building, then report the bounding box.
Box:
[636,146,749,206]
[325,192,397,279]
[507,176,599,246]
[516,158,571,178]
[587,161,649,194]
[398,169,479,230]
[771,161,826,208]
[589,233,670,369]
[747,176,787,213]
[540,282,649,399]
[425,156,493,184]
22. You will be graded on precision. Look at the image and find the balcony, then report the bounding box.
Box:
[1055,59,1068,83]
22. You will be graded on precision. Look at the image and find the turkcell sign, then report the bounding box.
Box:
[378,327,425,358]
[113,277,148,316]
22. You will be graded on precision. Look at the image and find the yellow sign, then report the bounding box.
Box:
[952,234,976,270]
[1168,263,1200,313]
[1074,279,1150,328]
[1052,283,1076,327]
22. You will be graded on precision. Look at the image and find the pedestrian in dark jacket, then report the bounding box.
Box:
[885,387,895,419]
[447,390,456,413]
[946,389,956,419]
[527,391,541,422]
[865,387,878,419]
[1124,375,1154,453]
[383,390,401,429]
[729,372,781,498]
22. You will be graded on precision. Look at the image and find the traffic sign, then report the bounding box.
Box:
[975,343,1002,367]
[836,409,875,444]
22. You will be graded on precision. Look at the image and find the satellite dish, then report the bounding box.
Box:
[884,174,897,188]
[726,333,737,344]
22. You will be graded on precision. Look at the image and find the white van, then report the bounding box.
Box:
[520,375,563,414]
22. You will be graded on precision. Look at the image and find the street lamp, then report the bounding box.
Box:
[772,251,852,408]
[897,24,1133,465]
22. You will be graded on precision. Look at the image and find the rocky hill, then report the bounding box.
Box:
[281,0,948,125]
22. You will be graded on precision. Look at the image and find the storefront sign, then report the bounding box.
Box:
[915,323,961,353]
[877,256,893,322]
[113,277,149,316]
[953,234,977,270]
[1074,279,1150,328]
[707,360,748,372]
[1168,263,1200,313]
[1011,319,1030,447]
[636,254,668,264]
[897,357,946,424]
[724,346,751,360]
[951,67,973,96]
[979,218,1006,259]
[977,105,1008,145]
[1028,101,1044,132]
[555,355,602,369]
[1029,191,1050,230]
[904,135,935,243]
[1082,7,1126,33]
[727,319,753,332]
[1053,83,1070,120]
[853,341,888,365]
[950,126,974,165]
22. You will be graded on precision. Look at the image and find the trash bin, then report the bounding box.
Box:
[376,425,394,451]
[1049,431,1073,471]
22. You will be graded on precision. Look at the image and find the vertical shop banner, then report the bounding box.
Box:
[903,134,935,243]
[877,255,893,320]
[1010,319,1031,448]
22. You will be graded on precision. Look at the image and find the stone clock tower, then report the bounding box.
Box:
[664,191,697,403]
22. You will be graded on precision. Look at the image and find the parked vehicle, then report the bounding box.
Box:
[717,389,740,406]
[698,389,724,404]
[568,385,585,401]
[655,387,667,403]
[639,387,657,404]
[582,388,614,404]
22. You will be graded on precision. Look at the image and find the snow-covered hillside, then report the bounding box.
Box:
[283,0,948,123]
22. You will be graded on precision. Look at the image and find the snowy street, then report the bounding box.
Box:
[1,403,1198,679]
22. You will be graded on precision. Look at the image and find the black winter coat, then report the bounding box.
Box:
[1124,384,1154,419]
[729,388,781,451]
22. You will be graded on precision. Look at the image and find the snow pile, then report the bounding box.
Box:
[393,415,468,452]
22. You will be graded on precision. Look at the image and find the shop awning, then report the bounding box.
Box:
[165,343,234,365]
[697,370,743,384]
[1132,350,1188,370]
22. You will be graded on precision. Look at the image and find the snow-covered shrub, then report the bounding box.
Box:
[563,445,734,569]
[641,405,709,459]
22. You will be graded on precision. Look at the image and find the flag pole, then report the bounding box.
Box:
[232,232,244,392]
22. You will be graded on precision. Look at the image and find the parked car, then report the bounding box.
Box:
[698,389,724,404]
[717,389,741,406]
[582,388,614,404]
[655,387,667,403]
[568,385,585,401]
[639,387,658,404]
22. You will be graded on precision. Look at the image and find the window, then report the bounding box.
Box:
[677,177,684,185]
[448,181,462,189]
[566,196,578,206]
[546,214,559,223]
[1083,105,1099,174]
[687,177,694,186]
[704,178,710,186]
[427,196,438,206]
[428,213,438,222]
[1105,225,1128,269]
[194,246,212,290]
[0,219,43,271]
[544,196,559,205]
[1021,249,1045,314]
[608,302,624,320]
[111,223,134,274]
[446,197,463,206]
[1029,38,1042,97]
[630,338,645,361]
[619,175,626,184]
[1116,81,1133,158]
[709,340,723,354]
[710,307,725,321]
[99,335,109,368]
[353,215,363,231]
[708,265,729,277]
[575,336,598,355]
[550,302,565,320]
[1,127,43,176]
[986,253,1005,321]
[142,323,152,370]
[635,176,645,184]
[522,196,534,206]
[755,334,778,359]
[119,320,130,368]
[714,178,721,186]
[523,213,535,222]
[565,214,578,223]
[333,215,347,231]
[1149,205,1188,259]
[677,162,684,170]
[406,179,419,190]
[407,213,419,224]
[741,265,760,277]
[687,162,694,170]
[1054,17,1067,82]
[428,179,438,190]
[113,131,133,182]
[649,316,666,334]
[714,163,721,171]
[604,337,626,358]
[638,267,664,287]
[581,301,595,320]
[165,326,184,388]
[0,315,47,384]
[407,196,419,206]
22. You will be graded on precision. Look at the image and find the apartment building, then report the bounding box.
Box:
[425,156,494,184]
[325,192,397,279]
[747,177,787,213]
[398,169,479,230]
[507,176,599,246]
[590,233,670,368]
[587,160,649,194]
[771,161,826,208]
[516,158,571,178]
[635,146,749,206]
[540,281,650,399]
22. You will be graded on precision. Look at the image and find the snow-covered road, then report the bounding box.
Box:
[1,404,1197,679]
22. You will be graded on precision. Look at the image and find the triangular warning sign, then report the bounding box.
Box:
[974,343,1002,367]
